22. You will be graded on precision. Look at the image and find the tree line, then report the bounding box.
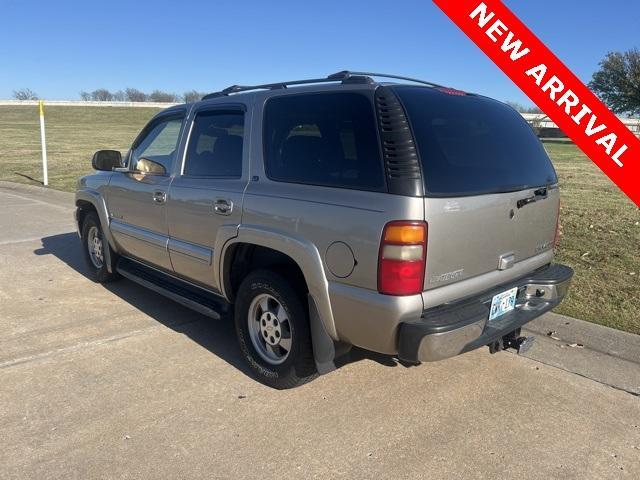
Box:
[11,48,640,114]
[78,88,205,103]
[12,87,206,103]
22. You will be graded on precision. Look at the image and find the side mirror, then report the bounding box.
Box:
[92,150,122,171]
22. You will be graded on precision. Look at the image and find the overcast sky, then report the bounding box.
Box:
[1,0,637,105]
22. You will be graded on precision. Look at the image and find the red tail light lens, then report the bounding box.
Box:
[553,203,561,249]
[378,221,427,296]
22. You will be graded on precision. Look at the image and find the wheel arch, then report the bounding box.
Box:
[219,226,337,341]
[75,190,118,273]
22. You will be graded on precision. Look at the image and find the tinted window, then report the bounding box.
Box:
[394,86,557,196]
[184,111,244,177]
[264,93,384,190]
[131,117,183,175]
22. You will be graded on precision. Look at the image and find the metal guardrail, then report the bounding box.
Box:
[521,113,640,138]
[1,100,639,137]
[0,100,179,108]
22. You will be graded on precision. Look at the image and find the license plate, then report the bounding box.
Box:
[489,287,518,321]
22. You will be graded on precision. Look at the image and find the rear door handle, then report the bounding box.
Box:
[153,190,167,204]
[213,198,233,215]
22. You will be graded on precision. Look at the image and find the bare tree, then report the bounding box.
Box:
[149,90,179,103]
[112,90,125,101]
[79,91,91,101]
[505,101,542,114]
[91,89,113,101]
[13,88,39,100]
[125,88,147,102]
[183,90,206,103]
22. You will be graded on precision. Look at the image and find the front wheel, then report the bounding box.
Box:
[81,212,119,283]
[234,270,317,389]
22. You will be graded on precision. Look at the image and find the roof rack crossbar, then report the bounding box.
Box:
[202,76,354,100]
[331,71,447,89]
[201,70,447,100]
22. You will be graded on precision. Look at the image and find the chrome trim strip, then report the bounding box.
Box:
[110,219,167,250]
[168,238,212,265]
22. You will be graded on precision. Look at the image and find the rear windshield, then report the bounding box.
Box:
[393,86,557,196]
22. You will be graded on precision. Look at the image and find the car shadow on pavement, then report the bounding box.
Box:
[35,232,402,381]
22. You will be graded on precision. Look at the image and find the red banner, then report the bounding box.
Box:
[433,0,640,207]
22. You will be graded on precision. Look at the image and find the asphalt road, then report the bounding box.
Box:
[1,183,639,480]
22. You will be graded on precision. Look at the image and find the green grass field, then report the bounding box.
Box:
[1,105,638,334]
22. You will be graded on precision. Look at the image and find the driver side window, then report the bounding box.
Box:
[130,116,184,175]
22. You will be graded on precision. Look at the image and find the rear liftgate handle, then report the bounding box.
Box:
[517,187,548,209]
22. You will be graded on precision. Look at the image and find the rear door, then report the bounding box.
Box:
[392,86,559,291]
[166,105,248,291]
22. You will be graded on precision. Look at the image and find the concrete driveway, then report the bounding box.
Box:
[1,182,639,480]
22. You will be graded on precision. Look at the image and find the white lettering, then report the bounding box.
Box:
[585,115,607,137]
[486,19,508,42]
[595,133,618,155]
[470,2,495,28]
[541,75,564,101]
[501,32,530,61]
[557,90,580,115]
[611,144,627,167]
[526,64,547,85]
[572,104,592,125]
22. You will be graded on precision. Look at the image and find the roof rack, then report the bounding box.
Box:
[201,71,447,100]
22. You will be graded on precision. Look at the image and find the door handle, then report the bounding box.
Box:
[153,190,167,204]
[517,187,548,209]
[213,198,233,216]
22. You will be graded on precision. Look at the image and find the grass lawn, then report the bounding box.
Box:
[1,105,638,334]
[0,105,160,191]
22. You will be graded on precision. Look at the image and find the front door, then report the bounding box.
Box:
[166,107,247,290]
[106,112,186,271]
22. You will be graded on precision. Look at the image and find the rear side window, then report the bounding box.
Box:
[394,86,557,196]
[183,111,244,177]
[263,92,385,191]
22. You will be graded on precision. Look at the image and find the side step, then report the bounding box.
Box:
[116,257,229,320]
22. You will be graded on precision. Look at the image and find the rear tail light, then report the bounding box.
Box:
[553,203,561,249]
[378,221,427,296]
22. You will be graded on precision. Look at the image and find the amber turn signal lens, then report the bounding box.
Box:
[383,224,425,244]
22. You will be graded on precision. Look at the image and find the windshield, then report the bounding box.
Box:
[393,86,557,196]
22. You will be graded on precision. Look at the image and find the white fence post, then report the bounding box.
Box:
[39,100,48,186]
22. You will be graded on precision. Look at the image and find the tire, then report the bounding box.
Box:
[81,212,119,283]
[234,270,317,389]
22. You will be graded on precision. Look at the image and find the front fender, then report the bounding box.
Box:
[75,189,116,250]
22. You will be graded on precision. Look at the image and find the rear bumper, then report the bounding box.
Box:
[397,263,573,363]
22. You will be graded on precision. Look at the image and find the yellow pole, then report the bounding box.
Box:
[39,100,48,186]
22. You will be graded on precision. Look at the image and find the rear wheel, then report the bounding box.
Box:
[81,212,119,283]
[234,270,317,389]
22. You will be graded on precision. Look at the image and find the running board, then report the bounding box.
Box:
[116,257,229,320]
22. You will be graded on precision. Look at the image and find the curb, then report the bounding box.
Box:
[526,312,640,364]
[0,180,74,207]
[523,312,640,395]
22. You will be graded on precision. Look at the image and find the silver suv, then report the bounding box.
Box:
[76,71,573,389]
